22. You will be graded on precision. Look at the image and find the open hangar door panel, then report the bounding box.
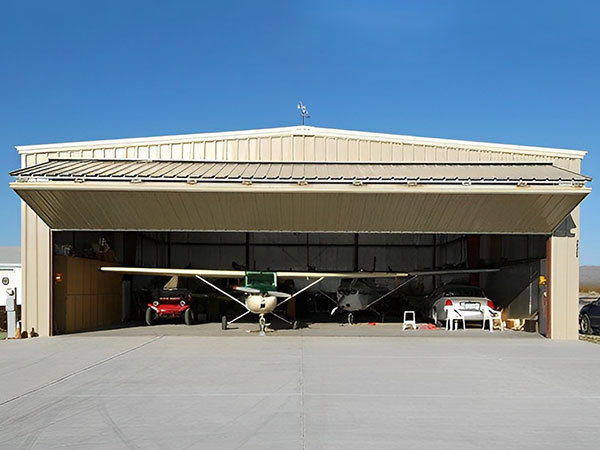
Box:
[51,230,548,333]
[11,160,590,234]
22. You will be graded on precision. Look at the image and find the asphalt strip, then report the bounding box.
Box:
[0,336,163,408]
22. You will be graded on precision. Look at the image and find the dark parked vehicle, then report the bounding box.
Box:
[579,298,600,334]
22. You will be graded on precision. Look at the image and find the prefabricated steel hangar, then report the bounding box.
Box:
[9,126,591,339]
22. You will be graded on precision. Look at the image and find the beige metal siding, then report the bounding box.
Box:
[16,127,583,167]
[21,152,52,337]
[549,214,580,339]
[548,160,582,340]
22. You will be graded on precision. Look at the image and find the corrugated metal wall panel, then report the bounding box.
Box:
[21,152,52,337]
[15,128,584,168]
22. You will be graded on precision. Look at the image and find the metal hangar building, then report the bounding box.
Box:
[9,126,590,339]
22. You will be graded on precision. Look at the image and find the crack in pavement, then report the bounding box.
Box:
[0,336,163,409]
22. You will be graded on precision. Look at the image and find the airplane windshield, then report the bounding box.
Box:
[444,287,485,297]
[245,272,277,289]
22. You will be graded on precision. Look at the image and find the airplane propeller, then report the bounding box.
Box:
[268,290,293,298]
[233,286,261,294]
[234,286,291,298]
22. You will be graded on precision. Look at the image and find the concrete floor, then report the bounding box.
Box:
[72,320,537,338]
[0,327,599,449]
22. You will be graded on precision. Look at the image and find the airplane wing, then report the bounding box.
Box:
[275,271,410,279]
[277,268,499,278]
[409,268,499,276]
[99,267,247,278]
[99,266,411,279]
[100,266,498,279]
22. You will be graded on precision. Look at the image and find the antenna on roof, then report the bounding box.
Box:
[297,101,310,125]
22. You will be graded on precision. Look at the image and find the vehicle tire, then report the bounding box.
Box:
[292,320,298,330]
[145,307,157,326]
[580,314,593,335]
[221,315,228,330]
[184,308,195,326]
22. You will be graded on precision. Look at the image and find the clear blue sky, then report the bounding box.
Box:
[1,1,599,263]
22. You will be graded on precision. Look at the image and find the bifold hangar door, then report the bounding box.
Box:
[10,160,590,234]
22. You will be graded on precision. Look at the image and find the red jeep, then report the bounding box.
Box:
[145,288,196,326]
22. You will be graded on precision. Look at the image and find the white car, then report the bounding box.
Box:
[429,284,496,326]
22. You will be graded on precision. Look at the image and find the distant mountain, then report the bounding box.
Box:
[0,247,20,266]
[581,266,600,291]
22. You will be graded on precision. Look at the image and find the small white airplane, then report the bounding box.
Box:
[99,266,498,335]
[324,277,404,324]
[322,269,499,324]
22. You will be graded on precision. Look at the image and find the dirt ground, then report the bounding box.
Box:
[579,334,600,344]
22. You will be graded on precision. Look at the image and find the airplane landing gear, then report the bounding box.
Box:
[145,307,157,326]
[259,314,267,336]
[221,315,228,330]
[347,312,354,325]
[368,306,385,323]
[184,308,195,326]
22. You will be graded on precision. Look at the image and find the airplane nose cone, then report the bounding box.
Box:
[245,295,277,314]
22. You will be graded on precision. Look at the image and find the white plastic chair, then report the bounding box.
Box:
[482,305,503,332]
[444,305,465,331]
[403,311,417,330]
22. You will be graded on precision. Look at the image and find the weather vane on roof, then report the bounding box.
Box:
[297,101,310,125]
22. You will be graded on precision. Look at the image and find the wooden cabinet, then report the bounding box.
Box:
[53,256,122,334]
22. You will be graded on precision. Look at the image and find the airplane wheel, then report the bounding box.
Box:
[221,315,228,330]
[145,307,157,326]
[184,308,195,326]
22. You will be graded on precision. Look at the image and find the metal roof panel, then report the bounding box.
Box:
[10,159,591,186]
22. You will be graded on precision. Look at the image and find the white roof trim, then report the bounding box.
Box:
[15,125,587,159]
[11,181,591,196]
